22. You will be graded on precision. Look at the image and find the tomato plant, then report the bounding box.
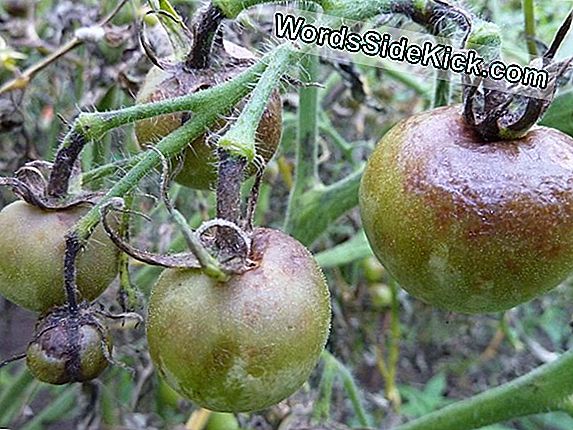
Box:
[135,42,282,190]
[0,0,573,430]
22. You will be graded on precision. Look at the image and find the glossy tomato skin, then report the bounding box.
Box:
[135,62,282,190]
[360,105,573,314]
[0,201,119,312]
[146,228,331,412]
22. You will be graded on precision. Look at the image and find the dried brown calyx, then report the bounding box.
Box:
[0,160,102,210]
[463,10,573,141]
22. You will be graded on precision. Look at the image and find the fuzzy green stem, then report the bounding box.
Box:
[387,280,402,410]
[395,349,573,430]
[312,353,339,423]
[170,208,229,281]
[219,44,298,161]
[523,0,537,59]
[47,62,269,197]
[117,192,137,311]
[81,155,144,187]
[213,0,498,59]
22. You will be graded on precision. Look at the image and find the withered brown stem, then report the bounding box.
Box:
[216,148,246,223]
[185,2,225,69]
[215,148,247,253]
[63,233,82,313]
[245,169,263,232]
[47,131,86,199]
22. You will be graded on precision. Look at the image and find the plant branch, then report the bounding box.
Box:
[219,43,298,160]
[287,168,362,246]
[284,52,321,236]
[395,349,573,430]
[66,46,278,246]
[47,48,273,198]
[523,0,537,59]
[186,2,226,69]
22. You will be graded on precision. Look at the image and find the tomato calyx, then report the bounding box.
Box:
[463,10,573,141]
[0,160,101,210]
[101,199,258,276]
[100,148,263,279]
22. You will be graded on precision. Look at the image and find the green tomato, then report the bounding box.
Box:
[0,201,119,312]
[360,105,573,314]
[146,228,331,412]
[206,412,240,430]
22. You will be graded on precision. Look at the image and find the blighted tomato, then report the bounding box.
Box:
[26,305,111,384]
[0,201,119,312]
[146,228,331,412]
[135,42,282,190]
[359,105,573,313]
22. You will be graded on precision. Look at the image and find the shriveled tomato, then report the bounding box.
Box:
[146,228,331,412]
[360,105,573,313]
[26,305,112,385]
[0,201,119,312]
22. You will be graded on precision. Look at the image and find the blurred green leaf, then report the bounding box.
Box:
[540,90,573,136]
[399,373,452,418]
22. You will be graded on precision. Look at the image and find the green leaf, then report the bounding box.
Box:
[540,90,573,137]
[399,373,452,419]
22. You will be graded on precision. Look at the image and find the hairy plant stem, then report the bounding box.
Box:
[395,349,573,430]
[117,192,137,311]
[219,43,298,160]
[376,280,402,411]
[320,350,373,427]
[213,0,494,56]
[216,150,246,224]
[47,49,272,198]
[287,168,362,246]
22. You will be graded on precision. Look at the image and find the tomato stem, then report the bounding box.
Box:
[395,349,573,430]
[216,149,246,225]
[218,43,296,161]
[63,233,81,313]
[185,2,225,69]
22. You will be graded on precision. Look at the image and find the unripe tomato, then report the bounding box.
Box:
[360,105,573,314]
[26,306,111,385]
[0,201,119,312]
[134,43,282,190]
[206,412,240,430]
[146,228,331,412]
